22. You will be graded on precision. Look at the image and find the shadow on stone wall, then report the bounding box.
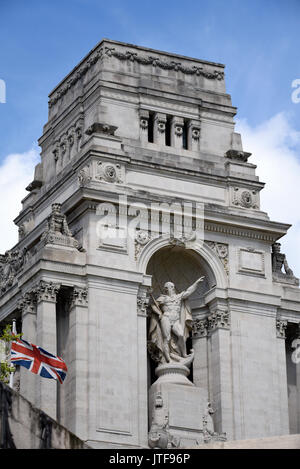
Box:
[0,382,90,449]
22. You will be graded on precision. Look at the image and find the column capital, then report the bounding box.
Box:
[276,319,287,339]
[35,280,60,303]
[70,286,88,308]
[17,290,37,316]
[192,317,208,338]
[208,310,230,333]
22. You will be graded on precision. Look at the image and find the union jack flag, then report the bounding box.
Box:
[11,338,68,384]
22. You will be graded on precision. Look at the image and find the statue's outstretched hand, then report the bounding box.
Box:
[197,276,205,283]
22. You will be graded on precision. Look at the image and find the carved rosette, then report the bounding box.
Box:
[276,319,288,339]
[232,187,259,210]
[95,161,123,184]
[35,281,60,303]
[205,241,229,275]
[140,117,149,130]
[208,310,230,332]
[174,124,183,137]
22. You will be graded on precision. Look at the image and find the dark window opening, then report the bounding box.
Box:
[165,115,172,146]
[148,112,154,143]
[183,119,188,150]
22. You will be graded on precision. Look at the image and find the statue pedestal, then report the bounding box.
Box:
[154,363,194,386]
[148,365,226,448]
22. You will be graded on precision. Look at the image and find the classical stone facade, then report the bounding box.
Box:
[1,39,300,448]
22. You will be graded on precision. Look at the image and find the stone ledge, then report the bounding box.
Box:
[0,382,90,449]
[188,433,300,449]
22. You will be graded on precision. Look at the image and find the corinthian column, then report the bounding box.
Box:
[35,280,60,419]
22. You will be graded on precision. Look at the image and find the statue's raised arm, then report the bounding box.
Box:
[181,276,205,300]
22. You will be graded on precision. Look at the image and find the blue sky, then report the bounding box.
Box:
[0,0,299,158]
[0,0,300,275]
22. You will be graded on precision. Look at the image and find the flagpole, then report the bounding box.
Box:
[9,319,16,389]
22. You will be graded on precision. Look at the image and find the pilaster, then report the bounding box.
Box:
[65,286,89,439]
[35,280,60,419]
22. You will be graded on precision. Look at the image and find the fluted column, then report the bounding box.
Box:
[35,280,60,419]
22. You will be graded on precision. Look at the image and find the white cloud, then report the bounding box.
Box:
[236,112,300,278]
[0,146,40,253]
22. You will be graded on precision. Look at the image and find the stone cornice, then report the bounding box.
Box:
[48,39,225,108]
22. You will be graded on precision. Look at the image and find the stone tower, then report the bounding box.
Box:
[1,39,300,448]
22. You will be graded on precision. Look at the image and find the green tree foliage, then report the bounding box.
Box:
[0,324,22,384]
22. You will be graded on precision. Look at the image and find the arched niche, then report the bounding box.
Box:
[146,245,214,302]
[145,243,220,391]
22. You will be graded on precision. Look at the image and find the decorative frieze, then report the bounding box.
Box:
[48,46,224,108]
[204,222,277,242]
[104,47,224,79]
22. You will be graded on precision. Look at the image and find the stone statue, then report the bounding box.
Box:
[148,391,180,449]
[0,248,27,294]
[41,203,79,249]
[148,277,204,365]
[272,243,294,276]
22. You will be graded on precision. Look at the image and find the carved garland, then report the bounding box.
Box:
[49,47,224,107]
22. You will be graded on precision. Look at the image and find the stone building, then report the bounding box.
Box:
[0,39,300,449]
